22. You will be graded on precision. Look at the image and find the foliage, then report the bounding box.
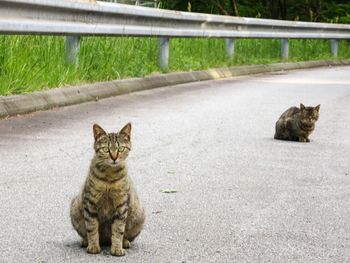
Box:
[158,0,350,23]
[1,36,349,95]
[1,1,350,95]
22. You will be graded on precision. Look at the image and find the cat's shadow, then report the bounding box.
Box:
[63,240,142,257]
[63,241,113,256]
[262,136,310,145]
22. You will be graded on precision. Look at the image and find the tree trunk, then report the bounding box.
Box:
[271,0,280,19]
[211,0,229,15]
[230,0,239,16]
[305,0,313,21]
[315,0,322,21]
[279,0,287,20]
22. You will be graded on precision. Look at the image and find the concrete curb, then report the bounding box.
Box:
[1,59,350,119]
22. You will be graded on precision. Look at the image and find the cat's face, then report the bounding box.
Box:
[300,103,320,128]
[93,123,132,167]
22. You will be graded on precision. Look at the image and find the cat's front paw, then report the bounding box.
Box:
[298,137,308,142]
[87,243,101,254]
[123,239,131,249]
[81,239,88,247]
[111,246,125,257]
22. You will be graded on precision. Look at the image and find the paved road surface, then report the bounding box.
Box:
[0,66,349,263]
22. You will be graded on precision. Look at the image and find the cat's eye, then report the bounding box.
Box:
[101,147,109,153]
[118,146,125,152]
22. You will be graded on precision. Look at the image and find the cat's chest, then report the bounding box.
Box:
[95,181,128,219]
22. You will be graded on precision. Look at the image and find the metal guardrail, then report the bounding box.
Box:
[99,0,157,7]
[0,0,349,68]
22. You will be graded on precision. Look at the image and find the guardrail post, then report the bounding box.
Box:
[160,37,169,69]
[65,36,80,66]
[331,39,338,58]
[225,38,234,58]
[281,39,289,60]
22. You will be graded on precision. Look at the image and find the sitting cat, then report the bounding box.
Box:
[70,123,145,256]
[274,103,320,142]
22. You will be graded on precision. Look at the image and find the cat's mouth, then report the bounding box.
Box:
[108,160,119,166]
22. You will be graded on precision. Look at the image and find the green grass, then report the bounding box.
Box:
[0,36,349,95]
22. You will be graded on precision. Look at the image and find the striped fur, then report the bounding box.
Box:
[70,123,145,257]
[274,103,320,142]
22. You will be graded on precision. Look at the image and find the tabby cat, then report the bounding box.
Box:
[70,123,145,257]
[274,103,320,142]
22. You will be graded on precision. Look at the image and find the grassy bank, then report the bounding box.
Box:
[0,36,349,95]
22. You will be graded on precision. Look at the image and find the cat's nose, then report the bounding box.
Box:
[109,151,118,161]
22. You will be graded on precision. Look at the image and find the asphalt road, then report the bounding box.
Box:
[0,66,349,263]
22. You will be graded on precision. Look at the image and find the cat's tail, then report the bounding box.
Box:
[274,133,281,140]
[274,133,286,140]
[274,120,285,140]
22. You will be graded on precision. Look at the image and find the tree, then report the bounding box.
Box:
[230,0,239,16]
[157,0,350,23]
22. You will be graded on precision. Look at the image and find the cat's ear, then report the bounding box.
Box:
[300,103,306,111]
[93,124,106,141]
[314,104,320,112]
[119,122,132,141]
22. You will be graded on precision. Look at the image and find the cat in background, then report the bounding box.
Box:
[70,123,145,257]
[274,103,320,142]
